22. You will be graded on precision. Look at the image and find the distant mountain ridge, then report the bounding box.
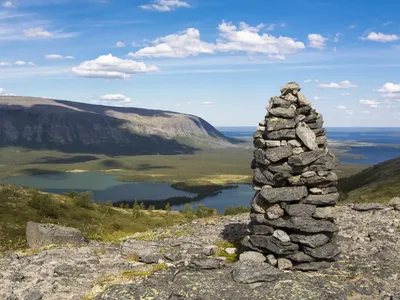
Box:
[339,156,400,202]
[0,96,236,155]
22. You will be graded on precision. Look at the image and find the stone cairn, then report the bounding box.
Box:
[242,82,340,271]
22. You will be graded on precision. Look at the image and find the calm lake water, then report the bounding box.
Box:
[0,172,254,213]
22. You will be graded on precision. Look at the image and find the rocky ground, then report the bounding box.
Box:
[0,205,399,300]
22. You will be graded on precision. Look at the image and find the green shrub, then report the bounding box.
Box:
[105,200,113,207]
[74,191,94,209]
[28,192,62,219]
[182,203,193,213]
[194,204,216,218]
[64,190,78,199]
[223,205,250,216]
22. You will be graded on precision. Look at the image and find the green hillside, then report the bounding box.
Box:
[339,156,400,203]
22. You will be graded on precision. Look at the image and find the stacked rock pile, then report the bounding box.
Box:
[242,82,340,271]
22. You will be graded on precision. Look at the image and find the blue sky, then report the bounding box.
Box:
[0,0,399,127]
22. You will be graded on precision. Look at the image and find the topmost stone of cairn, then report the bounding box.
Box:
[243,81,340,271]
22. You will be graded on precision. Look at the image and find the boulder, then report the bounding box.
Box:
[303,193,339,206]
[266,254,277,266]
[248,222,274,235]
[296,122,318,150]
[277,258,293,270]
[239,251,265,263]
[265,145,293,163]
[253,138,266,149]
[290,233,330,248]
[286,251,316,263]
[260,186,308,203]
[352,203,385,212]
[232,261,283,284]
[272,229,290,243]
[303,242,340,260]
[280,82,301,95]
[189,259,225,270]
[270,97,293,108]
[248,235,299,255]
[313,207,336,220]
[265,129,296,140]
[26,222,88,249]
[288,149,328,166]
[266,204,285,220]
[282,204,316,217]
[269,106,296,119]
[388,197,400,210]
[297,93,311,106]
[267,118,296,131]
[253,168,274,186]
[254,149,270,166]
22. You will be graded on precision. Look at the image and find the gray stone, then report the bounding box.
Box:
[288,149,328,166]
[306,117,323,129]
[283,204,316,217]
[303,193,339,206]
[189,259,225,270]
[254,149,270,166]
[260,186,308,204]
[283,93,298,101]
[250,192,268,214]
[352,203,385,211]
[266,204,285,220]
[302,173,338,188]
[259,120,266,126]
[265,145,293,163]
[164,250,182,262]
[248,235,299,255]
[309,152,338,171]
[253,138,266,149]
[290,233,330,248]
[288,139,302,147]
[24,289,43,300]
[253,168,274,186]
[297,93,311,106]
[277,258,293,270]
[265,129,296,140]
[313,207,336,220]
[303,111,318,123]
[269,106,296,119]
[301,171,316,178]
[309,187,338,195]
[251,215,339,233]
[296,122,318,150]
[293,147,304,155]
[296,105,312,115]
[265,140,281,148]
[268,162,292,173]
[294,261,330,271]
[239,251,266,263]
[312,127,327,137]
[141,253,164,264]
[253,130,263,139]
[232,261,283,284]
[388,197,400,207]
[270,97,293,108]
[272,229,290,242]
[281,140,288,146]
[225,248,237,255]
[267,118,296,131]
[316,135,327,146]
[303,242,340,260]
[286,251,316,263]
[121,240,162,258]
[266,254,277,266]
[248,222,274,235]
[26,222,88,249]
[202,245,219,256]
[295,114,306,122]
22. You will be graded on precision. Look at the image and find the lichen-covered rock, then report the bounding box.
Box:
[26,222,88,248]
[260,186,308,203]
[296,122,318,150]
[232,261,283,284]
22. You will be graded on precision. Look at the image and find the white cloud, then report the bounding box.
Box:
[14,61,26,66]
[314,96,319,100]
[201,101,212,105]
[130,22,305,59]
[334,33,340,42]
[216,22,305,58]
[342,93,350,96]
[100,94,131,102]
[129,28,214,58]
[0,87,14,96]
[71,54,158,79]
[23,27,74,39]
[45,54,74,60]
[140,0,190,12]
[0,61,11,67]
[27,62,36,66]
[332,47,337,52]
[304,79,318,83]
[362,110,371,114]
[2,1,16,8]
[345,110,353,115]
[360,99,380,106]
[361,32,399,43]
[24,27,53,38]
[116,41,125,47]
[308,34,328,50]
[348,25,356,29]
[337,105,346,109]
[318,80,358,89]
[377,82,400,93]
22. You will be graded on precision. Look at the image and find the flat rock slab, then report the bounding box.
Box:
[232,261,283,284]
[296,122,318,150]
[290,233,330,248]
[267,118,296,131]
[288,149,328,166]
[265,145,293,163]
[248,235,299,255]
[26,222,88,249]
[260,186,308,203]
[352,203,386,211]
[303,193,339,206]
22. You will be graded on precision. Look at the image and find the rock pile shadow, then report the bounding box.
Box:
[242,81,340,271]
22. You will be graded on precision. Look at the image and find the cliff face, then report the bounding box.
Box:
[0,96,233,155]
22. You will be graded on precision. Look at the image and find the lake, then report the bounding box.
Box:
[0,172,254,213]
[218,126,400,164]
